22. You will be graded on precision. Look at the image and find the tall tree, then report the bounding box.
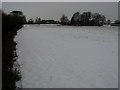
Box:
[71,12,81,26]
[92,13,106,26]
[9,11,26,25]
[80,12,92,26]
[60,14,69,25]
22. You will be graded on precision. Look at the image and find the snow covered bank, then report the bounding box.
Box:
[15,25,118,88]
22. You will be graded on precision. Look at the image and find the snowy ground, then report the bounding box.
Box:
[15,24,118,88]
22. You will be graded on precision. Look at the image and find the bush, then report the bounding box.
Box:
[2,10,26,89]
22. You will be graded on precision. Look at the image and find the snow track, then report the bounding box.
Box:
[15,25,118,88]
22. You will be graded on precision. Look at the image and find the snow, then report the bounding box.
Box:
[15,24,118,88]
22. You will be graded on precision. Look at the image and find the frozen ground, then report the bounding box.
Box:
[15,24,118,88]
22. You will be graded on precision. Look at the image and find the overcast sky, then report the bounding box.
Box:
[2,2,118,21]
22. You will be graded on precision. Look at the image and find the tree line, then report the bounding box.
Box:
[60,11,120,26]
[27,18,60,24]
[23,11,119,26]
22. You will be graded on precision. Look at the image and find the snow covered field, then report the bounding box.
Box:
[15,24,118,88]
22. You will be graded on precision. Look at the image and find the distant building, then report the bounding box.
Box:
[41,20,59,24]
[111,20,120,26]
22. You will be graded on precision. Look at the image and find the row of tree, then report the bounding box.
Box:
[27,18,60,24]
[25,11,119,26]
[60,12,111,26]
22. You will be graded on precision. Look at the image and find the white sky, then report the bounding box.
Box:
[2,2,118,21]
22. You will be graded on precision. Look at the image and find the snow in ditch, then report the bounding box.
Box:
[15,24,118,88]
